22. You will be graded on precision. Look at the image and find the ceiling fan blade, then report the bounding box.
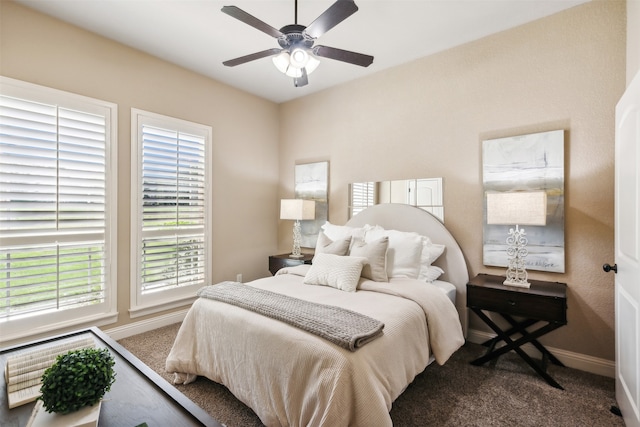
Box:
[303,0,359,39]
[223,48,282,67]
[294,68,309,87]
[313,45,373,67]
[221,5,284,39]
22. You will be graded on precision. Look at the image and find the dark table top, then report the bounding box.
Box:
[1,327,222,427]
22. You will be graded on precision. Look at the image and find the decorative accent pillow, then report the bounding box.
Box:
[420,237,446,264]
[421,265,445,283]
[321,221,367,242]
[304,253,367,292]
[364,228,423,279]
[349,236,389,282]
[418,237,446,281]
[314,232,351,256]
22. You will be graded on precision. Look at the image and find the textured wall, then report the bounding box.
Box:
[0,0,628,362]
[278,1,626,361]
[1,1,281,332]
[628,0,640,84]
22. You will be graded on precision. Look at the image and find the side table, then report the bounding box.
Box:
[268,253,313,275]
[467,273,567,389]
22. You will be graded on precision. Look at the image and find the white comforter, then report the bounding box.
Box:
[165,265,464,427]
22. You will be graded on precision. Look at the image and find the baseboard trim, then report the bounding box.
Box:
[467,328,615,378]
[103,309,189,341]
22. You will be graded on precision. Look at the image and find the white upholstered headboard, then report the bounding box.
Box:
[346,203,469,337]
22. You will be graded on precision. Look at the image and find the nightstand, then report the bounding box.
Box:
[268,253,313,276]
[467,273,567,389]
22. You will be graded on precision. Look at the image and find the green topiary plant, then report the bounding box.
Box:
[39,347,116,414]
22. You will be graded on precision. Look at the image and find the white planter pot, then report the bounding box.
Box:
[27,399,102,427]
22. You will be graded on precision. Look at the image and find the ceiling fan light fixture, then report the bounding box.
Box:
[272,52,301,77]
[289,48,308,68]
[272,49,320,78]
[286,67,303,78]
[305,54,320,74]
[272,51,290,74]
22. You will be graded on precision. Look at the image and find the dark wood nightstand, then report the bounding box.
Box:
[268,253,313,276]
[467,273,568,389]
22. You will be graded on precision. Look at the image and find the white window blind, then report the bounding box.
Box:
[131,110,211,316]
[349,181,375,218]
[140,125,205,293]
[0,78,117,339]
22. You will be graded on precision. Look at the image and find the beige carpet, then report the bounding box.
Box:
[118,323,624,427]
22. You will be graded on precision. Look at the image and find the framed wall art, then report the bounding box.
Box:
[295,161,329,248]
[482,129,565,273]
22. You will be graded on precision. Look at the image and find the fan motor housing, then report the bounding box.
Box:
[278,24,314,49]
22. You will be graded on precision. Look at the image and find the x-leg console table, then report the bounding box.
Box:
[467,274,568,389]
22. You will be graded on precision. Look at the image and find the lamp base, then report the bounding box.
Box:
[503,279,531,288]
[502,224,531,289]
[289,253,304,259]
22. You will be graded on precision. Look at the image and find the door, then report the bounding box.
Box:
[614,70,640,427]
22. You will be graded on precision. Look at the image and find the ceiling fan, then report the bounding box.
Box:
[221,0,374,87]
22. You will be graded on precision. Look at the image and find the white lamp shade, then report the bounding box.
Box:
[280,199,316,220]
[272,50,320,78]
[486,191,547,226]
[272,51,291,74]
[289,48,308,68]
[305,54,320,74]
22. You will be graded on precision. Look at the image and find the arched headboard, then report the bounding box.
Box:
[346,203,469,337]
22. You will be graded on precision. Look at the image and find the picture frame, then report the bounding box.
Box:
[482,130,565,273]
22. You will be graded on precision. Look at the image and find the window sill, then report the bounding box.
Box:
[129,295,197,319]
[0,311,118,348]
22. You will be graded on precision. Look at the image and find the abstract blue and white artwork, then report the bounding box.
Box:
[295,161,329,248]
[482,130,565,273]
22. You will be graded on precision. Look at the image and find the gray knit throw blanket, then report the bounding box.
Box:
[197,282,384,351]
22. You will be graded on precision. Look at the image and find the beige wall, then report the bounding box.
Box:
[1,1,281,332]
[0,0,628,362]
[278,1,626,361]
[628,0,640,84]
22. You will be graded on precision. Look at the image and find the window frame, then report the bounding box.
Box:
[0,77,118,344]
[129,109,212,318]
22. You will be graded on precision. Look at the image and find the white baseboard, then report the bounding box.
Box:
[467,328,615,378]
[103,309,189,341]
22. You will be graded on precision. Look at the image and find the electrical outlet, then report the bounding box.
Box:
[236,273,243,283]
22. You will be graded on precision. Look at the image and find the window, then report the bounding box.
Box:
[0,77,118,343]
[348,181,375,218]
[130,109,211,317]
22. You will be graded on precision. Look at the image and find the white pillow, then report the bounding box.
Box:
[349,236,389,282]
[304,253,367,292]
[314,232,351,256]
[321,221,367,242]
[421,237,446,264]
[418,237,446,280]
[364,228,423,279]
[421,265,444,282]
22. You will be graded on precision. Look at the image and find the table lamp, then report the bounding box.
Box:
[280,199,316,258]
[486,191,548,288]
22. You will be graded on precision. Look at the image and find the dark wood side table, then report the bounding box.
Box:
[467,273,568,389]
[268,253,313,275]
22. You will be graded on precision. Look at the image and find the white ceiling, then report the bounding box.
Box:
[15,0,589,103]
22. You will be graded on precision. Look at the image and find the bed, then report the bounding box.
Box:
[166,203,469,427]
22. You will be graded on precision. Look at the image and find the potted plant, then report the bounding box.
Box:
[39,347,116,416]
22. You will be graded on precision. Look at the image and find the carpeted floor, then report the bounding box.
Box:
[118,323,624,427]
